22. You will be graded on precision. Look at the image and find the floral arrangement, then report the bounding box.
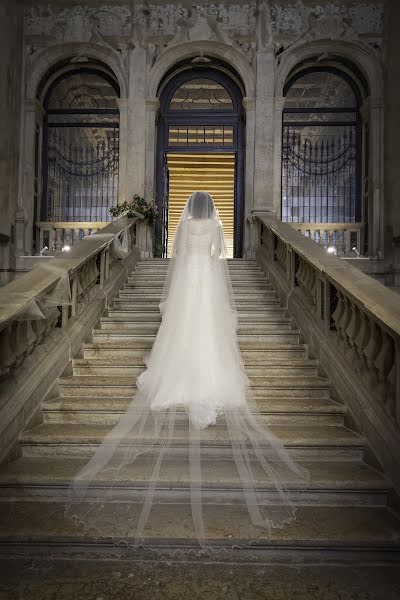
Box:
[109,195,159,225]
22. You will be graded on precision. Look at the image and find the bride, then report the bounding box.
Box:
[65,191,310,550]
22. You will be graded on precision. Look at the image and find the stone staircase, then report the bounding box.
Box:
[0,259,399,561]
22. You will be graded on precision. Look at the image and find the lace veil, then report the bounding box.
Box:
[64,191,310,554]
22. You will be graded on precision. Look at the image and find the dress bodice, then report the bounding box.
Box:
[186,219,218,256]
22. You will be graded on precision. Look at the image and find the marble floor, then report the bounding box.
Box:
[0,559,399,600]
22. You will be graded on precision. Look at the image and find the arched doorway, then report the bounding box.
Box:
[40,66,120,234]
[281,66,364,251]
[155,66,244,258]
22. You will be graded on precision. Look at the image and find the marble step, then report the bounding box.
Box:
[123,286,273,296]
[125,279,271,289]
[71,359,319,378]
[0,503,399,559]
[19,423,366,460]
[98,320,295,334]
[83,343,310,361]
[0,457,388,506]
[91,330,301,345]
[107,309,289,322]
[112,298,282,309]
[42,396,344,426]
[123,282,274,292]
[58,374,330,394]
[129,267,268,281]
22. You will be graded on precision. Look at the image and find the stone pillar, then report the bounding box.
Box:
[272,97,285,216]
[0,0,23,275]
[125,46,147,199]
[366,97,385,259]
[116,98,128,204]
[253,46,275,211]
[144,98,160,203]
[19,100,43,255]
[242,97,255,257]
[384,1,400,262]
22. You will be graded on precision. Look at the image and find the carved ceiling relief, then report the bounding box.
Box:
[24,2,384,75]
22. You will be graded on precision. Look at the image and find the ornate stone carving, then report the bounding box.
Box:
[25,5,132,41]
[273,2,384,61]
[24,2,383,69]
[271,2,383,36]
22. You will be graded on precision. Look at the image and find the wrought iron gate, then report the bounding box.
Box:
[282,67,362,225]
[44,128,119,222]
[41,68,120,223]
[282,125,359,223]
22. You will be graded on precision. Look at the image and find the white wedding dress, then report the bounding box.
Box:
[65,192,310,551]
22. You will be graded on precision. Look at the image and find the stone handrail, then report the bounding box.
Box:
[36,221,110,254]
[250,210,400,491]
[291,222,363,256]
[0,216,139,381]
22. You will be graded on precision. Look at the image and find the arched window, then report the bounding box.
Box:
[41,68,120,223]
[281,68,362,224]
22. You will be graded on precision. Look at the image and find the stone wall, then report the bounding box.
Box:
[384,0,400,287]
[0,0,23,283]
[5,1,387,269]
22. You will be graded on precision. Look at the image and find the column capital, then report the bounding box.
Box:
[242,97,255,111]
[274,96,286,111]
[116,98,129,110]
[25,99,44,120]
[146,98,160,112]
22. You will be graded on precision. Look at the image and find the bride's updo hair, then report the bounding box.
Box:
[187,191,217,219]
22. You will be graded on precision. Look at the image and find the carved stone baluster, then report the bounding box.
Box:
[337,230,345,256]
[55,229,63,253]
[363,319,381,372]
[64,229,74,247]
[344,229,351,255]
[0,326,17,379]
[296,260,303,290]
[332,290,345,333]
[310,269,317,305]
[345,301,360,349]
[354,311,369,359]
[23,319,37,357]
[336,294,351,344]
[374,330,394,383]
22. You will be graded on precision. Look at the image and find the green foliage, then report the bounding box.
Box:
[109,195,159,225]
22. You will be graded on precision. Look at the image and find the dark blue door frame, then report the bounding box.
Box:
[155,67,245,258]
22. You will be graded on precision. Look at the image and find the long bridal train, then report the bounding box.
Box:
[65,192,310,550]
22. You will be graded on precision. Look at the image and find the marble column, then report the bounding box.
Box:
[272,96,286,216]
[126,46,147,199]
[242,97,255,257]
[253,46,275,211]
[116,98,128,204]
[144,98,160,203]
[367,97,385,259]
[19,100,43,255]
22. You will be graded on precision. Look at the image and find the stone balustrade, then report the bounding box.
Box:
[250,210,400,491]
[36,221,110,254]
[0,217,139,381]
[290,222,364,256]
[0,215,143,462]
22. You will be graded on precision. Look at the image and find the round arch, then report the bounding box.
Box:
[275,40,383,100]
[147,41,255,100]
[26,43,128,101]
